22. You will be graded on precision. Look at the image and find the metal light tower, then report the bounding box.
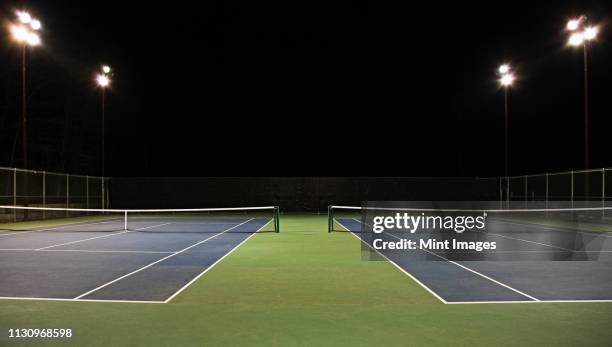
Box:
[566,16,598,171]
[96,66,111,208]
[9,11,42,170]
[498,64,515,177]
[498,64,515,206]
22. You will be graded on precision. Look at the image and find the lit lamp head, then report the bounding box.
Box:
[17,11,32,24]
[30,19,42,31]
[102,65,111,74]
[96,74,110,88]
[497,64,514,87]
[566,18,581,31]
[500,73,515,87]
[10,11,42,46]
[583,26,598,40]
[566,16,598,46]
[568,32,584,46]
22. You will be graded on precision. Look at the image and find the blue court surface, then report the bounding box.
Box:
[336,218,612,303]
[0,218,271,302]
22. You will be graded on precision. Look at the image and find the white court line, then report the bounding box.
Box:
[420,249,612,253]
[1,295,609,305]
[73,218,255,300]
[497,219,612,238]
[133,222,241,226]
[35,223,171,250]
[484,231,576,252]
[349,218,539,302]
[164,218,272,303]
[473,218,612,256]
[447,299,612,304]
[0,219,123,237]
[0,248,172,254]
[4,247,609,255]
[45,249,172,254]
[334,219,447,304]
[0,296,164,304]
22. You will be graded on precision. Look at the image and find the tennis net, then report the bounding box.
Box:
[0,205,280,233]
[328,205,612,233]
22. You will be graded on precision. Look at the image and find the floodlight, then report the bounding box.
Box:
[568,32,584,46]
[96,74,110,87]
[583,26,598,40]
[30,19,41,31]
[500,73,515,87]
[17,11,32,24]
[10,25,29,42]
[26,33,41,46]
[498,64,510,74]
[566,19,580,31]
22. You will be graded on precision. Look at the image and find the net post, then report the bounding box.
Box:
[505,176,509,208]
[86,175,89,209]
[570,170,574,208]
[328,205,332,233]
[124,210,128,231]
[12,168,16,222]
[101,177,105,210]
[66,174,70,217]
[545,172,549,210]
[498,178,502,209]
[274,206,280,233]
[42,171,46,219]
[603,168,606,219]
[524,175,528,207]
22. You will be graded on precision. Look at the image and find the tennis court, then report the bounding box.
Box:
[330,205,612,303]
[0,206,279,302]
[1,212,612,345]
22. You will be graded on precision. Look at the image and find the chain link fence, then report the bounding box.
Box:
[486,168,611,210]
[0,167,109,222]
[1,166,609,217]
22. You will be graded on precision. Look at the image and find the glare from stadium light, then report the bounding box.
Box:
[10,25,29,42]
[10,12,42,46]
[17,11,32,24]
[566,19,580,31]
[498,64,510,74]
[26,33,41,46]
[500,73,515,87]
[583,26,598,40]
[568,32,584,46]
[30,19,41,31]
[96,74,110,87]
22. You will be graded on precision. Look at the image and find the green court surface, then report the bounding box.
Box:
[1,214,611,346]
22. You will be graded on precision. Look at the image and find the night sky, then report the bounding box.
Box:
[1,1,611,177]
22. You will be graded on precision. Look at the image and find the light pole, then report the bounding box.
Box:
[498,64,515,206]
[9,11,41,214]
[9,11,42,171]
[96,66,111,208]
[566,16,598,171]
